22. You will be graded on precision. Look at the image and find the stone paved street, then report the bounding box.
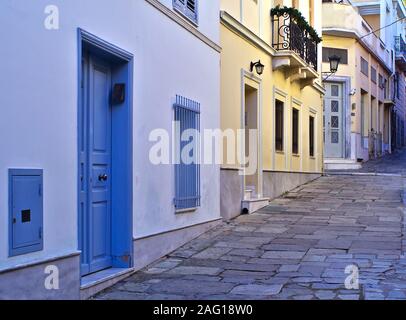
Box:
[95,149,406,300]
[327,148,406,176]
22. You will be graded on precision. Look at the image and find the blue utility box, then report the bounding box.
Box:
[9,169,43,256]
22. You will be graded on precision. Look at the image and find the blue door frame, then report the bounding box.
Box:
[78,29,134,276]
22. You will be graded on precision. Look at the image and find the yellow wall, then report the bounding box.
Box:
[220,21,324,174]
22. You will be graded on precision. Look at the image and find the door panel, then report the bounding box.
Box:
[324,83,344,158]
[81,53,113,275]
[12,176,42,249]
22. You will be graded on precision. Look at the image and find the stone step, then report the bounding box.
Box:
[241,197,270,215]
[324,159,362,170]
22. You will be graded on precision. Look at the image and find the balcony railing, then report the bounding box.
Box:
[271,11,318,71]
[395,36,406,56]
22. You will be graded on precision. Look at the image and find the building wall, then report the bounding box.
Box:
[322,1,394,161]
[220,0,323,219]
[0,0,220,297]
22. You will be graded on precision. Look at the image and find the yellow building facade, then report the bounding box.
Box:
[322,1,399,170]
[220,0,325,220]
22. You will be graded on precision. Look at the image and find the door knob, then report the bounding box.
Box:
[98,174,108,182]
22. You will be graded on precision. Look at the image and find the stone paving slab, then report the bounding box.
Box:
[95,162,406,300]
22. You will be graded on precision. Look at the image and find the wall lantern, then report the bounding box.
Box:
[329,55,341,73]
[322,55,341,81]
[250,60,265,76]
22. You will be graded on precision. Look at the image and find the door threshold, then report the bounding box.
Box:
[80,267,134,300]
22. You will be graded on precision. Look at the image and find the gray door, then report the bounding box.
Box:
[324,83,344,158]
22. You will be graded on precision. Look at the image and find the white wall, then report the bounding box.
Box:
[0,0,220,269]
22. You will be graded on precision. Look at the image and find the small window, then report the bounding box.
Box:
[173,0,198,24]
[309,116,315,157]
[371,67,377,84]
[379,74,384,88]
[275,100,284,152]
[174,95,201,210]
[361,57,369,77]
[322,47,348,64]
[292,108,299,155]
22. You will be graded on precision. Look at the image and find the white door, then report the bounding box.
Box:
[324,83,344,158]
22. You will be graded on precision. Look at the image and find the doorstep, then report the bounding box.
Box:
[324,158,362,170]
[80,267,135,300]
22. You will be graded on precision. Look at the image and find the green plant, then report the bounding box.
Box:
[271,5,322,43]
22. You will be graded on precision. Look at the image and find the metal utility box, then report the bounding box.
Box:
[9,169,43,256]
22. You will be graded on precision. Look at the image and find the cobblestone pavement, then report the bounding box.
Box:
[95,154,406,300]
[328,148,406,176]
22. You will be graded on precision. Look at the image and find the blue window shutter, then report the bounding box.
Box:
[173,0,198,24]
[9,169,44,257]
[174,95,201,210]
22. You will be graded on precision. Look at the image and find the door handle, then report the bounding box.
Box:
[98,174,108,182]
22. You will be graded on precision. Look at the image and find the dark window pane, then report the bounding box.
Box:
[331,131,339,144]
[331,85,339,97]
[292,108,299,154]
[309,116,315,157]
[322,47,348,64]
[361,57,369,77]
[371,67,377,83]
[331,116,339,128]
[331,100,339,112]
[275,100,284,151]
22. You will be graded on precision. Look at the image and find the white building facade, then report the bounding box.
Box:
[0,0,221,299]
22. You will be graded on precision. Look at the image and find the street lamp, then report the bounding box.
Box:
[250,60,265,75]
[322,55,341,81]
[329,55,341,73]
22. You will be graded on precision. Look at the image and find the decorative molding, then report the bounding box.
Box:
[220,11,276,56]
[145,0,221,53]
[357,4,381,16]
[292,96,303,107]
[79,29,133,61]
[274,87,288,98]
[241,69,263,198]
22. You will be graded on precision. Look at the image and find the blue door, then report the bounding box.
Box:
[81,53,113,275]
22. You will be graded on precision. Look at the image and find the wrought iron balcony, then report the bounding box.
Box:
[395,36,406,56]
[394,35,406,71]
[271,10,318,71]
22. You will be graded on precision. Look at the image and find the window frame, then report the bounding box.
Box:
[173,95,201,211]
[371,66,377,84]
[360,57,369,77]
